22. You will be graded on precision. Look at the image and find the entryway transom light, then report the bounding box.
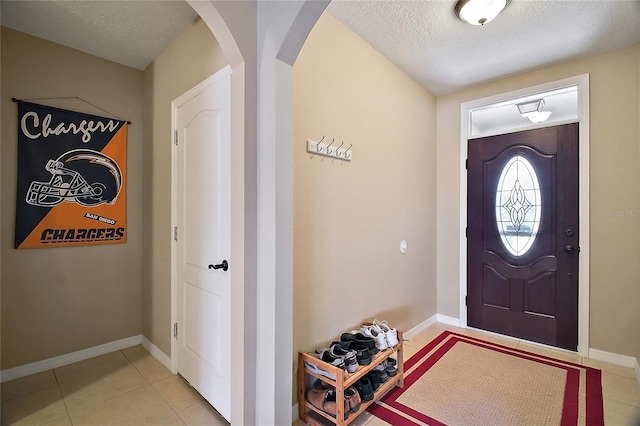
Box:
[454,0,511,26]
[516,99,553,124]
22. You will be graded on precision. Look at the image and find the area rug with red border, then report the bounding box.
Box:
[367,331,604,426]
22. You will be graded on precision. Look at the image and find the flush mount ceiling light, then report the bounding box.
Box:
[454,0,511,26]
[516,99,552,124]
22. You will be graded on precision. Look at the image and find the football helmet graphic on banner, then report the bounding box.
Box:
[26,149,123,207]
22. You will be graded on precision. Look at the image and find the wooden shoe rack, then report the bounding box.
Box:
[297,330,403,426]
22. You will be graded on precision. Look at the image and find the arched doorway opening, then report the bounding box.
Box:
[185,1,329,424]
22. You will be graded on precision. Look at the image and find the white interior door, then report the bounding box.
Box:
[175,66,231,422]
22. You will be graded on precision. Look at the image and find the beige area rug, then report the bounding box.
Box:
[368,331,603,426]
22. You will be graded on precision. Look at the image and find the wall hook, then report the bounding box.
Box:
[326,138,335,155]
[306,138,352,161]
[345,144,353,159]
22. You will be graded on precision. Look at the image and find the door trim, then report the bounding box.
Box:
[170,66,232,374]
[458,74,590,355]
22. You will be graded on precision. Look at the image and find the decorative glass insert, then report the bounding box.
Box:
[495,155,541,256]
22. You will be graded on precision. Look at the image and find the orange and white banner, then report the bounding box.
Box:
[15,101,127,248]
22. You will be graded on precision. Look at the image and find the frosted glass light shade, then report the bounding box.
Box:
[526,111,553,123]
[455,0,510,26]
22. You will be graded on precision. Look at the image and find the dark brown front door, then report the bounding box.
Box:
[467,123,579,351]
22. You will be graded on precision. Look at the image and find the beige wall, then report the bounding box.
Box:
[0,27,144,369]
[293,12,437,399]
[142,17,228,354]
[0,16,227,369]
[436,45,640,357]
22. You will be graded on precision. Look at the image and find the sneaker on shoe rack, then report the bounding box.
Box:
[351,326,386,355]
[373,360,387,372]
[330,344,359,373]
[371,363,389,383]
[331,340,352,351]
[386,364,398,377]
[351,343,372,366]
[306,350,346,380]
[316,345,356,371]
[354,377,374,402]
[377,367,389,383]
[365,370,381,392]
[374,319,399,347]
[315,349,346,371]
[361,324,388,351]
[385,357,398,376]
[304,361,337,380]
[341,332,379,355]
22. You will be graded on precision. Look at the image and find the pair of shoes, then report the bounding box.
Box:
[364,370,380,392]
[373,361,390,383]
[329,344,358,373]
[311,349,346,372]
[304,361,337,380]
[360,324,388,351]
[385,357,398,377]
[317,344,358,373]
[340,333,377,365]
[307,381,348,420]
[305,349,347,380]
[354,376,374,401]
[373,319,400,348]
[341,332,379,355]
[345,386,362,414]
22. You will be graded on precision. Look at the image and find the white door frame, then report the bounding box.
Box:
[458,74,590,356]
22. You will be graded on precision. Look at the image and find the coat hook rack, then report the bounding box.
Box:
[307,137,352,161]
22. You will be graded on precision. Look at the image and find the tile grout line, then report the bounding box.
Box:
[55,350,155,423]
[51,367,75,426]
[120,346,211,425]
[121,348,186,424]
[130,349,205,425]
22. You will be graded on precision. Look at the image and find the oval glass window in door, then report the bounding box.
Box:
[495,155,541,256]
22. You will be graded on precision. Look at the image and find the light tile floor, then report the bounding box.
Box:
[295,323,640,426]
[2,324,639,425]
[1,345,228,426]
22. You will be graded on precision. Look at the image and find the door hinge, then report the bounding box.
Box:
[465,227,468,238]
[465,296,468,306]
[173,130,178,145]
[173,322,178,339]
[174,227,178,241]
[465,159,468,170]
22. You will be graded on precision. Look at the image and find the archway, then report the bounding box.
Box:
[185,1,330,424]
[184,1,255,424]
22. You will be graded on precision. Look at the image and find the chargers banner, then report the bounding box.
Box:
[15,101,127,248]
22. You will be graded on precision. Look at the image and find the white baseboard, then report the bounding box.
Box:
[404,314,438,341]
[588,348,640,390]
[141,336,172,372]
[403,314,461,341]
[588,348,637,368]
[436,314,460,327]
[1,335,143,383]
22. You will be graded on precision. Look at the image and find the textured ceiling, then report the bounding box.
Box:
[328,0,640,95]
[2,1,639,95]
[0,0,198,70]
